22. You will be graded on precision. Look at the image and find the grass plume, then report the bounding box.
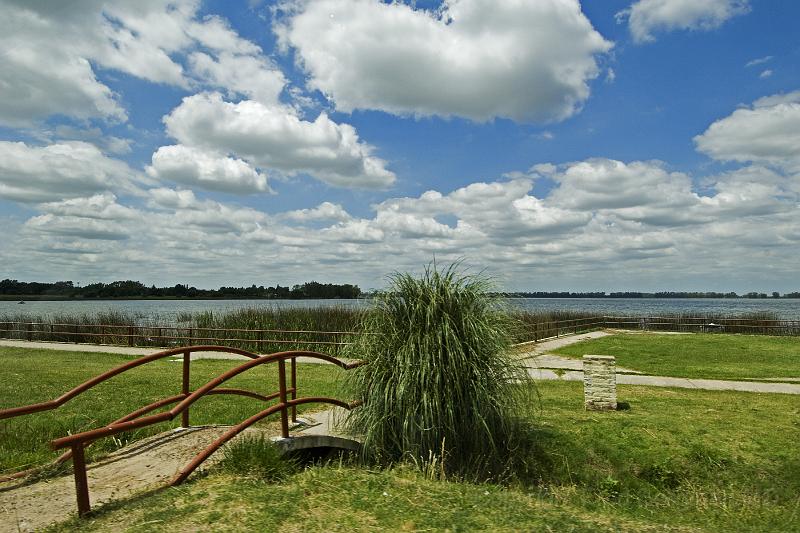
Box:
[343,263,530,478]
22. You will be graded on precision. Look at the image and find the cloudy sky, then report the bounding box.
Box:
[1,0,798,292]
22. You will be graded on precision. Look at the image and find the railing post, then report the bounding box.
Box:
[71,442,91,517]
[26,322,32,341]
[290,356,297,423]
[182,350,191,428]
[74,324,79,344]
[278,359,289,438]
[188,327,193,345]
[128,325,133,346]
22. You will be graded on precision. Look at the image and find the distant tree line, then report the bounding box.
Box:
[0,279,361,300]
[4,279,798,300]
[498,291,800,299]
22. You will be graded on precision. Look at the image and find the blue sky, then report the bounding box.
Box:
[1,0,798,292]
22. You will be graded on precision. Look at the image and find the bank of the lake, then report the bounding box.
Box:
[2,297,799,321]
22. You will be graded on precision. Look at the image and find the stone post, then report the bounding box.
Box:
[583,355,617,411]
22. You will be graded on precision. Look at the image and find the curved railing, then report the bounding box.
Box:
[0,345,364,516]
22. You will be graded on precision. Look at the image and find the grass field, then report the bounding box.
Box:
[553,333,800,380]
[2,344,799,531]
[44,380,800,532]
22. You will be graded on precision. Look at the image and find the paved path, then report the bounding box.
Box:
[517,331,641,374]
[0,339,346,364]
[3,336,798,395]
[526,368,800,394]
[516,330,800,395]
[0,409,353,532]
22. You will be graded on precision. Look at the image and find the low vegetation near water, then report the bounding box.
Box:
[0,306,607,353]
[2,305,795,358]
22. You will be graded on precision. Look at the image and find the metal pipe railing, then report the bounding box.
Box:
[0,345,364,517]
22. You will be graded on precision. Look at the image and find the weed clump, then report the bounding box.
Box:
[216,435,297,482]
[343,263,530,479]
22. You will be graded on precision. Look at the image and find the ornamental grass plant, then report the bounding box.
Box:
[343,263,531,479]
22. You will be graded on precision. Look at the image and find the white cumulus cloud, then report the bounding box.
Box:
[618,0,750,43]
[0,141,141,203]
[694,91,800,172]
[158,92,395,190]
[277,0,611,123]
[147,145,270,194]
[0,0,287,125]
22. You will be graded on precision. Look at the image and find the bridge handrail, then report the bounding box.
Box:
[1,344,364,517]
[50,350,363,449]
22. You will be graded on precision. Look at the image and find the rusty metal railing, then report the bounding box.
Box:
[0,321,365,351]
[510,316,606,345]
[0,345,363,516]
[602,315,800,335]
[1,314,797,354]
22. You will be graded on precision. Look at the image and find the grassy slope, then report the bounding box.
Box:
[45,380,800,532]
[3,346,798,531]
[552,333,800,380]
[0,347,345,473]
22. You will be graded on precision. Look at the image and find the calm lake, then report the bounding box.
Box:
[2,298,799,322]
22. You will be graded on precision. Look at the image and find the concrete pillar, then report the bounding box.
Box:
[583,355,617,411]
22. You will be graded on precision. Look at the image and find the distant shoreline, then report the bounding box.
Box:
[0,296,369,302]
[4,295,799,302]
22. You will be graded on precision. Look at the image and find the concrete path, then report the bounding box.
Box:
[3,335,798,394]
[526,368,800,395]
[0,339,347,364]
[515,330,613,355]
[516,331,641,374]
[515,330,800,394]
[0,409,353,532]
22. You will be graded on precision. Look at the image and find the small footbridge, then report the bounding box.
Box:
[0,346,364,517]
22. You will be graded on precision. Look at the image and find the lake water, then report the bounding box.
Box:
[2,298,799,322]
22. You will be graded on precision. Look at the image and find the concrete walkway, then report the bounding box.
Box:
[3,335,799,395]
[0,339,346,364]
[526,368,800,395]
[515,330,800,395]
[517,331,641,373]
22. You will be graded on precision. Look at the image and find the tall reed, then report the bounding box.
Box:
[188,306,364,355]
[343,263,530,478]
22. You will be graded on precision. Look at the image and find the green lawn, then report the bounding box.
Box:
[3,346,799,531]
[47,380,800,532]
[0,347,345,474]
[552,333,800,380]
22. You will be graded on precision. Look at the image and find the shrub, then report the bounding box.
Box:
[343,263,530,478]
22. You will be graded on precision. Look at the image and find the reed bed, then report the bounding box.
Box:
[0,307,797,354]
[605,311,800,335]
[0,307,365,356]
[186,306,364,356]
[507,309,605,343]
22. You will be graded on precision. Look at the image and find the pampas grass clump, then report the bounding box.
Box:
[343,263,529,478]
